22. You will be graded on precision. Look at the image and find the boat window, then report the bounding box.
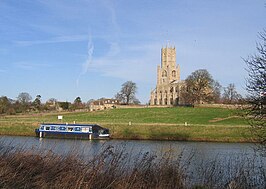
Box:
[89,127,92,133]
[59,126,66,131]
[45,126,50,130]
[67,127,74,131]
[75,127,81,131]
[82,127,89,132]
[51,126,57,130]
[41,126,44,130]
[103,129,109,134]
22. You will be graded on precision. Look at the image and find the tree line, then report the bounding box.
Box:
[0,94,89,115]
[0,79,244,115]
[0,81,141,115]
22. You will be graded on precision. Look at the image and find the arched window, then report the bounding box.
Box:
[159,91,162,98]
[170,87,173,93]
[172,70,176,77]
[170,98,173,105]
[162,70,167,77]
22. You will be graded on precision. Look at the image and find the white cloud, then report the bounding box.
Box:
[14,35,88,46]
[14,62,51,70]
[76,35,94,87]
[76,1,122,87]
[85,42,161,83]
[107,42,120,56]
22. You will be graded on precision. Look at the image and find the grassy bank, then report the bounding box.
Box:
[0,107,254,142]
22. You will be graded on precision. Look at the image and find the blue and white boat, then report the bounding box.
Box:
[35,123,110,139]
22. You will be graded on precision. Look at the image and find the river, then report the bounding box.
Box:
[1,136,265,187]
[0,135,258,157]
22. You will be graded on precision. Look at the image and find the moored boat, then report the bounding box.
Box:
[35,123,110,139]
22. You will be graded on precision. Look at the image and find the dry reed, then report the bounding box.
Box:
[0,141,265,189]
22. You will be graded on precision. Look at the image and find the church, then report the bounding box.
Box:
[150,46,184,106]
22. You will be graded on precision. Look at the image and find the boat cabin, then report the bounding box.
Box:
[36,123,109,139]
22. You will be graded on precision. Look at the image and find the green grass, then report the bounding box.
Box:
[0,107,254,142]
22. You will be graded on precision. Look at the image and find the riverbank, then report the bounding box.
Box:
[0,139,265,189]
[0,107,255,142]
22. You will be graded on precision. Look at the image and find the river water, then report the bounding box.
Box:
[1,136,265,187]
[0,135,258,158]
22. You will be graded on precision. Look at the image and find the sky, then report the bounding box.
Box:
[0,0,265,104]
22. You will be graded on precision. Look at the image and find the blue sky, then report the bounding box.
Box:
[0,0,265,104]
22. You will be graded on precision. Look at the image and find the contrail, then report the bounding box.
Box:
[76,34,94,88]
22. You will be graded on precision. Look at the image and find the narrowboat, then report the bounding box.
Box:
[35,123,110,139]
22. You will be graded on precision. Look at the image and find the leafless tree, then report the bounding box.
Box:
[17,92,32,105]
[115,81,139,105]
[244,30,266,153]
[213,81,222,103]
[180,69,219,104]
[222,83,242,104]
[17,92,32,112]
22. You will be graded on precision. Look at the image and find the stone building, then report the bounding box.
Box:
[150,46,184,105]
[89,98,119,111]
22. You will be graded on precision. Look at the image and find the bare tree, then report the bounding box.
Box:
[17,92,32,104]
[222,83,242,104]
[213,81,222,103]
[244,30,266,153]
[180,69,218,104]
[115,81,139,105]
[17,92,32,112]
[86,99,94,109]
[46,98,57,105]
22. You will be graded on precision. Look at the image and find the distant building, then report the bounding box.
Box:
[150,46,184,105]
[89,98,120,111]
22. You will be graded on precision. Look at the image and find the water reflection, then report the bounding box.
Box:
[0,136,259,155]
[0,135,262,162]
[1,136,265,187]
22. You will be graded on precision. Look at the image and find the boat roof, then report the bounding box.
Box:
[41,123,105,128]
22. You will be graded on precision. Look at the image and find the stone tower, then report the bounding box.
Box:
[150,46,183,106]
[157,47,180,86]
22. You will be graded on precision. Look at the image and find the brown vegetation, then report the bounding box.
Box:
[0,141,265,189]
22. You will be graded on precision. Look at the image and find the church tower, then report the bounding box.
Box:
[150,45,183,106]
[157,47,180,86]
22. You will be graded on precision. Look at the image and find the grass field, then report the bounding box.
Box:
[0,106,254,142]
